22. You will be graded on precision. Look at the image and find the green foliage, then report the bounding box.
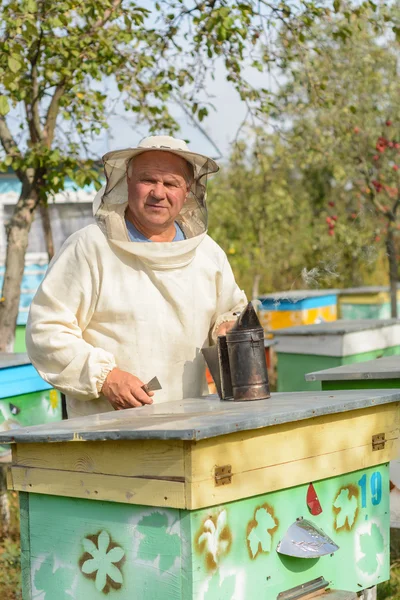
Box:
[209,6,399,297]
[208,137,312,296]
[0,492,22,600]
[0,538,21,599]
[0,0,395,194]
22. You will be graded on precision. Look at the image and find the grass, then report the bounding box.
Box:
[0,492,22,600]
[1,490,400,599]
[378,562,400,599]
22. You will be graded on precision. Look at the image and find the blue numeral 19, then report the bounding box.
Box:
[358,471,382,508]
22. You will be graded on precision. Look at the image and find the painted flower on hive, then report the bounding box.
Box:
[333,486,359,531]
[355,520,385,582]
[80,530,125,593]
[247,505,279,559]
[196,509,232,570]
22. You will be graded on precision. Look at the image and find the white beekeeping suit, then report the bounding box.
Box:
[26,136,247,418]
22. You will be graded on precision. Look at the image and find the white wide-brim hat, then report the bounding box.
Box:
[96,136,219,237]
[102,135,219,187]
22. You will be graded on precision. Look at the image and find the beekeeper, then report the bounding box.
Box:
[26,136,247,418]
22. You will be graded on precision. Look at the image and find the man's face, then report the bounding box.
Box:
[127,151,191,234]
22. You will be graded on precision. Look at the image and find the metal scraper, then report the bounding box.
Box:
[141,376,162,394]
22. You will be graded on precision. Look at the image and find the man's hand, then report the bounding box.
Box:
[215,320,237,337]
[102,368,154,410]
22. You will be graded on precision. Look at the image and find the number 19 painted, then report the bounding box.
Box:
[358,471,382,508]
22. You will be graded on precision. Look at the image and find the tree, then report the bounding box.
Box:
[208,7,400,298]
[208,135,313,298]
[351,123,400,316]
[270,6,400,307]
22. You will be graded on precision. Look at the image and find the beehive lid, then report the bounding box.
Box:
[306,355,400,381]
[0,353,30,369]
[274,319,399,336]
[1,389,400,444]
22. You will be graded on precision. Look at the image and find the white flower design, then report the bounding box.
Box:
[81,531,125,592]
[198,509,231,568]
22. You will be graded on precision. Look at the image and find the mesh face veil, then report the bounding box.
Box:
[95,136,219,240]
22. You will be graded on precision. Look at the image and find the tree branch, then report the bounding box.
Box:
[24,27,44,144]
[43,83,66,148]
[91,0,123,32]
[31,63,43,142]
[0,117,25,180]
[43,0,123,147]
[0,117,20,156]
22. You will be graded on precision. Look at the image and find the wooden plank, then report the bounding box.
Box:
[9,466,186,509]
[189,404,399,481]
[9,404,399,509]
[13,439,185,478]
[187,439,396,509]
[186,404,400,509]
[183,442,193,510]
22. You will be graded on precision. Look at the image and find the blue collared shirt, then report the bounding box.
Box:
[125,219,186,242]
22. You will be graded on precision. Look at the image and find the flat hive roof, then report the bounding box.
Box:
[1,389,399,443]
[273,319,400,336]
[306,355,400,381]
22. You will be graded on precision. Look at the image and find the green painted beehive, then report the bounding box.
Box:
[274,319,400,393]
[338,286,400,320]
[306,356,400,530]
[1,389,399,599]
[0,353,62,458]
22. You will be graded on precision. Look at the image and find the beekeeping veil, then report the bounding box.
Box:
[95,135,219,240]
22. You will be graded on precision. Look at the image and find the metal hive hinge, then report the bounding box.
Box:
[214,465,232,486]
[372,433,386,451]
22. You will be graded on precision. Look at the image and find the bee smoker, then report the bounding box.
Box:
[202,302,270,402]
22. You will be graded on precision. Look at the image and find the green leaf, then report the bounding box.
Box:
[8,55,22,73]
[333,0,341,12]
[198,107,208,121]
[0,96,10,116]
[26,0,37,12]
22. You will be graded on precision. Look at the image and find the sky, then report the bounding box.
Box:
[92,60,272,163]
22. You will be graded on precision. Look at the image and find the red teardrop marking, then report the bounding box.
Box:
[307,483,323,515]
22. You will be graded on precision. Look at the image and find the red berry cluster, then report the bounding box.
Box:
[326,202,338,236]
[371,179,398,199]
[371,179,383,193]
[373,120,400,159]
[369,121,400,200]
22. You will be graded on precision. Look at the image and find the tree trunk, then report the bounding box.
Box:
[40,200,55,261]
[252,273,261,308]
[0,184,39,352]
[386,227,398,319]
